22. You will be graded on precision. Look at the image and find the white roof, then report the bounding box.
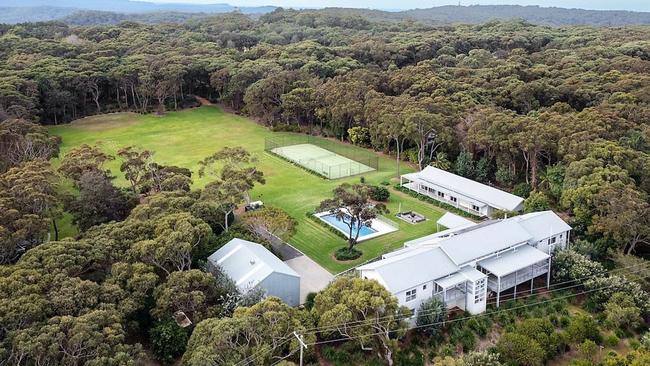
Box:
[438,220,532,265]
[208,238,299,292]
[437,212,476,229]
[478,245,550,277]
[358,247,459,293]
[513,211,572,242]
[402,166,524,211]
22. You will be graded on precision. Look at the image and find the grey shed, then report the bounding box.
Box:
[208,238,301,307]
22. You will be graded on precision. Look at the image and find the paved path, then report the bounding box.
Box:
[284,255,334,304]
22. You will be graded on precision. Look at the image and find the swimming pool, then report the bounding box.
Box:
[319,213,378,238]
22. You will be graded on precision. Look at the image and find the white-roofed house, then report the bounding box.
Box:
[357,211,571,315]
[400,166,525,217]
[207,238,301,307]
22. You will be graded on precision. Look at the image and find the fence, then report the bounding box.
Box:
[264,135,379,179]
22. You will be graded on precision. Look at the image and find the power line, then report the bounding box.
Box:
[296,260,650,336]
[305,273,650,348]
[237,261,650,366]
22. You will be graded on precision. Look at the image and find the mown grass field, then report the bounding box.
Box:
[49,106,447,273]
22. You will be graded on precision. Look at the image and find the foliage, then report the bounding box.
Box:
[318,183,388,249]
[334,246,363,260]
[369,185,391,201]
[63,171,137,231]
[0,119,60,173]
[152,269,224,323]
[603,292,643,332]
[183,297,314,366]
[199,146,265,232]
[495,332,545,366]
[241,206,297,242]
[58,144,113,182]
[150,319,189,364]
[312,277,411,365]
[348,126,371,146]
[0,160,58,263]
[524,191,551,212]
[415,296,447,337]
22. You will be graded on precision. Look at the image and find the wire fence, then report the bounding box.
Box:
[264,135,378,179]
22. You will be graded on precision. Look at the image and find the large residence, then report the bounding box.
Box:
[357,211,571,315]
[400,166,525,217]
[208,238,301,307]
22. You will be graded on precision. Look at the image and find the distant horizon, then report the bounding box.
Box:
[131,0,650,12]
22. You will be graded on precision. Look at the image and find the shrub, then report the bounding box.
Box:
[348,126,370,146]
[334,247,362,261]
[271,124,301,132]
[416,297,447,337]
[369,185,390,201]
[149,319,189,364]
[552,250,605,284]
[395,346,425,366]
[524,191,551,212]
[605,334,620,347]
[604,292,643,332]
[567,314,602,344]
[462,351,503,366]
[305,292,317,311]
[321,345,351,365]
[495,332,545,366]
[512,182,532,198]
[516,318,556,359]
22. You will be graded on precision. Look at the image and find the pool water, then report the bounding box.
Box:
[319,213,378,237]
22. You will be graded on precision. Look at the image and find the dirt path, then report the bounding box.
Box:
[194,96,213,106]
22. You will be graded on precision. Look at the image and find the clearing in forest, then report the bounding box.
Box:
[49,106,447,273]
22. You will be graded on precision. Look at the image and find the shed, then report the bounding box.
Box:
[208,238,301,307]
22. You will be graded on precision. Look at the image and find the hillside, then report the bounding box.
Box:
[3,3,650,26]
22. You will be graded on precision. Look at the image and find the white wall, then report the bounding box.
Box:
[535,230,570,254]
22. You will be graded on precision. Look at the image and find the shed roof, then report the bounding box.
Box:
[208,238,299,292]
[402,166,524,211]
[437,212,476,230]
[358,247,459,293]
[439,220,532,265]
[478,245,549,277]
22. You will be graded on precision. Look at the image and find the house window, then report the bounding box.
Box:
[437,191,444,198]
[450,196,457,202]
[473,278,486,304]
[548,237,557,245]
[423,284,427,290]
[471,204,480,212]
[405,288,417,302]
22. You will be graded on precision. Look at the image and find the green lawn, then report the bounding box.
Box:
[49,106,447,273]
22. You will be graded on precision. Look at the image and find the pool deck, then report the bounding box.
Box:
[315,211,398,242]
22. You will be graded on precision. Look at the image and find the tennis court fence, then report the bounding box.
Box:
[264,135,379,179]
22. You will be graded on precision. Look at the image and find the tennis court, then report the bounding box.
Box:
[270,143,375,179]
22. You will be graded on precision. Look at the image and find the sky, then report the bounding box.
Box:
[136,0,650,12]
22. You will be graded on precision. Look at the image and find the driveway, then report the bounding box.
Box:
[284,255,334,304]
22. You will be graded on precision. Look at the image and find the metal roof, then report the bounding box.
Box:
[478,245,549,277]
[438,220,533,265]
[437,212,476,229]
[358,247,459,293]
[513,211,572,242]
[208,238,299,292]
[402,166,525,211]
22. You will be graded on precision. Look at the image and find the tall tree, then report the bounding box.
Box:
[318,183,388,249]
[313,277,410,366]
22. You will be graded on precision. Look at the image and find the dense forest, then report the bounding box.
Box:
[1,8,650,365]
[5,4,650,26]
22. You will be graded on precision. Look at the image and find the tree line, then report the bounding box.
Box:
[1,11,649,257]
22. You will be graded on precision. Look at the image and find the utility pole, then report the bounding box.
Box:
[293,331,307,366]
